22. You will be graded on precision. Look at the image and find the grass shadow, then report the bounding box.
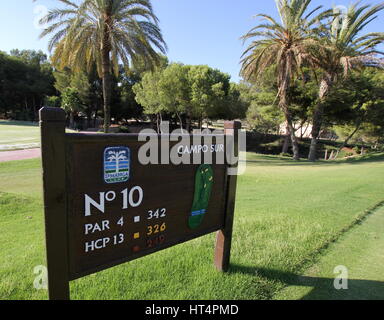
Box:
[229,265,384,300]
[245,152,384,167]
[0,120,38,127]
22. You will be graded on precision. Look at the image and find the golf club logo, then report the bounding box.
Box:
[104,147,131,184]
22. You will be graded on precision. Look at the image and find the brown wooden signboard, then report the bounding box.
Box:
[40,107,240,300]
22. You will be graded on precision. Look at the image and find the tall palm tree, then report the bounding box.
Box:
[38,0,167,133]
[307,2,384,161]
[241,0,329,160]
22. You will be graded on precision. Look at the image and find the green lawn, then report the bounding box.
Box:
[0,120,76,151]
[0,121,40,151]
[275,205,384,300]
[0,153,384,300]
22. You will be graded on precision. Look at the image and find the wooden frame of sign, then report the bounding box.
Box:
[39,107,240,300]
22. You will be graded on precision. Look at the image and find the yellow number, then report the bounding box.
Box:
[147,223,166,236]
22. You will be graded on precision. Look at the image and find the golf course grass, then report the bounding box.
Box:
[0,153,383,300]
[0,121,40,151]
[0,120,77,151]
[274,203,384,300]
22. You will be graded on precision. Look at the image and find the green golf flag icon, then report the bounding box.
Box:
[189,164,214,229]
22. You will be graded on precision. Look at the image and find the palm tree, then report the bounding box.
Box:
[38,0,167,133]
[241,0,329,160]
[307,2,384,161]
[107,150,128,173]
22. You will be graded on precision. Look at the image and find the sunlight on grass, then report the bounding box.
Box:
[0,121,40,151]
[0,120,78,151]
[0,153,383,299]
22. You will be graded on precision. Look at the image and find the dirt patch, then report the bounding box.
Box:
[0,148,41,162]
[342,147,356,154]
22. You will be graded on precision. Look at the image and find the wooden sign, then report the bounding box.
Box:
[39,107,240,300]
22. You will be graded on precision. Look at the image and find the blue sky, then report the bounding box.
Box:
[0,0,383,82]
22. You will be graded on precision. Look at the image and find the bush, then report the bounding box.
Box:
[44,96,61,108]
[280,153,291,158]
[119,126,131,133]
[352,146,360,154]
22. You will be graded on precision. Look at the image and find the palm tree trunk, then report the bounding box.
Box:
[286,114,300,160]
[308,74,333,161]
[279,101,300,160]
[101,12,112,134]
[281,123,290,154]
[308,104,324,161]
[278,57,300,161]
[101,51,111,133]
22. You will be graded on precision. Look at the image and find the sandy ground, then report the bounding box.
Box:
[0,148,41,162]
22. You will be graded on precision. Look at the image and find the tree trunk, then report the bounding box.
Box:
[308,104,323,161]
[282,135,290,154]
[101,13,112,134]
[334,150,340,160]
[32,96,37,121]
[278,57,300,161]
[301,122,310,139]
[101,56,111,133]
[287,118,300,160]
[308,74,333,161]
[280,102,300,160]
[93,103,98,129]
[198,116,202,130]
[176,113,184,133]
[281,123,290,154]
[186,115,191,133]
[159,113,164,134]
[69,112,75,129]
[156,113,160,134]
[337,118,364,154]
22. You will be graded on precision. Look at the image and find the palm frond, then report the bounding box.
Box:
[40,0,167,75]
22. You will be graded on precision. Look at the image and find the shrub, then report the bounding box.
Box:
[119,126,131,133]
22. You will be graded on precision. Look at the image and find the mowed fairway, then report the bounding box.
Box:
[0,121,40,151]
[0,153,383,300]
[275,205,384,300]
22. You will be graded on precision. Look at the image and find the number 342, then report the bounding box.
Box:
[147,208,166,220]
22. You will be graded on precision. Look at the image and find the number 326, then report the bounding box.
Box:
[147,223,166,236]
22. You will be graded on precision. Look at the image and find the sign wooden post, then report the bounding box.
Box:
[214,121,241,272]
[40,107,240,300]
[40,107,70,300]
